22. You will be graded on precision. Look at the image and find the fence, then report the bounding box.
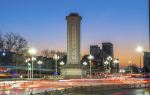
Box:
[33,83,150,95]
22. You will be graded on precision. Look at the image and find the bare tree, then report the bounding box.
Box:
[41,49,50,57]
[15,35,27,53]
[4,32,27,53]
[41,49,66,58]
[4,32,17,51]
[0,32,4,49]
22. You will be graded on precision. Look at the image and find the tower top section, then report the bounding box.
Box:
[66,12,82,20]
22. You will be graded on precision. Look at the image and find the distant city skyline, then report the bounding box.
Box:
[0,0,149,67]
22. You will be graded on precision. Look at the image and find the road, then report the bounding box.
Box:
[0,77,148,95]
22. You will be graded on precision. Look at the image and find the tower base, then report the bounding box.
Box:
[61,64,83,79]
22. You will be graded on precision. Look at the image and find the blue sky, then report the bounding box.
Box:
[0,0,149,67]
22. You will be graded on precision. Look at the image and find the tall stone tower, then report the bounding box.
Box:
[67,13,81,64]
[62,13,82,78]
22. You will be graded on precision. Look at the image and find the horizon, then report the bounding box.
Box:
[0,0,149,68]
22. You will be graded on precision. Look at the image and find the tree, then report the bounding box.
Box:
[0,32,4,49]
[41,49,50,58]
[15,35,27,53]
[4,32,17,51]
[4,32,27,53]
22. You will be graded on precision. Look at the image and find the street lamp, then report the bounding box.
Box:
[37,60,43,78]
[83,61,88,66]
[113,59,119,73]
[28,48,37,79]
[60,61,65,66]
[25,58,31,79]
[88,54,94,79]
[136,46,143,72]
[81,61,88,79]
[129,60,132,74]
[53,54,60,80]
[107,56,112,73]
[104,61,109,72]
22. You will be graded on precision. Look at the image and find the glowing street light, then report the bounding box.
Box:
[37,60,43,78]
[104,61,109,71]
[25,58,31,79]
[88,54,94,79]
[82,61,88,66]
[53,54,60,80]
[107,56,112,73]
[60,61,65,66]
[113,59,119,73]
[136,46,143,53]
[136,46,143,72]
[28,48,37,79]
[28,48,36,55]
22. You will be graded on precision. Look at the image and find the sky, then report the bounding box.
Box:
[0,0,149,67]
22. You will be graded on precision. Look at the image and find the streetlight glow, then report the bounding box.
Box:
[38,60,43,65]
[83,61,88,66]
[88,54,94,60]
[28,48,37,55]
[136,46,143,53]
[136,46,143,72]
[113,59,119,64]
[37,60,43,78]
[60,61,65,66]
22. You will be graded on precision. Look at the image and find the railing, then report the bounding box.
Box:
[33,83,150,95]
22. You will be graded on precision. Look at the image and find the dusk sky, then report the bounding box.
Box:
[0,0,149,67]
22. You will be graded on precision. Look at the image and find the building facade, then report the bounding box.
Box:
[102,42,114,60]
[143,52,150,73]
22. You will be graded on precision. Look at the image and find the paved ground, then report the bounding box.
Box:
[74,88,150,95]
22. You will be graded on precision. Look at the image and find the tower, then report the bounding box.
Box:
[66,13,81,65]
[62,13,82,78]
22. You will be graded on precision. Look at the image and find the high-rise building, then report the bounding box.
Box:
[143,1,150,73]
[90,45,103,69]
[62,13,82,78]
[143,52,150,72]
[90,45,101,56]
[102,42,114,60]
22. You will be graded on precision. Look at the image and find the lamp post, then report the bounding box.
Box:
[25,58,31,79]
[82,61,88,79]
[104,61,109,72]
[113,59,119,73]
[28,48,37,79]
[59,61,64,77]
[37,60,43,78]
[107,56,112,73]
[53,54,59,80]
[88,54,94,79]
[129,60,132,74]
[136,46,143,73]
